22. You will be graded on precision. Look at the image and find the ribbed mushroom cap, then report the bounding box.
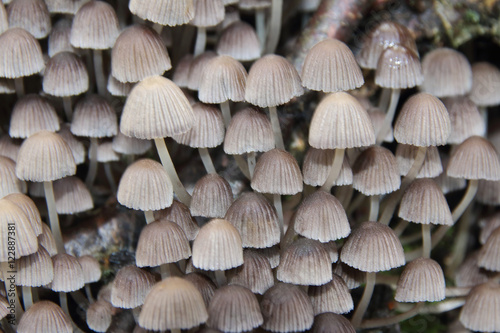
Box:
[246,54,303,107]
[207,285,263,332]
[111,265,156,309]
[107,74,133,97]
[50,253,85,292]
[302,148,353,186]
[261,283,314,332]
[447,136,500,180]
[357,21,418,70]
[0,135,20,161]
[421,48,472,97]
[3,194,35,232]
[352,146,401,196]
[17,301,72,333]
[333,262,364,289]
[190,0,224,27]
[393,92,451,146]
[16,245,53,287]
[224,192,280,248]
[45,0,88,14]
[308,273,353,315]
[95,142,119,162]
[48,18,75,57]
[172,103,225,148]
[341,221,405,272]
[154,200,200,241]
[239,0,271,10]
[0,28,44,78]
[71,94,117,138]
[443,96,485,144]
[86,299,112,333]
[112,132,151,155]
[120,75,194,139]
[117,159,173,211]
[309,92,375,149]
[395,144,442,178]
[399,178,452,225]
[322,241,339,264]
[7,0,51,39]
[256,245,280,269]
[477,179,500,205]
[311,313,355,333]
[199,55,247,103]
[43,51,89,97]
[0,3,7,34]
[294,190,350,242]
[15,130,76,182]
[277,238,332,286]
[251,148,303,195]
[375,44,423,89]
[112,25,171,83]
[70,0,119,49]
[478,227,500,271]
[187,51,217,91]
[9,94,60,138]
[184,272,216,308]
[395,258,445,302]
[455,251,491,287]
[469,62,500,107]
[136,218,191,267]
[0,295,8,320]
[301,38,364,92]
[139,277,208,330]
[224,107,274,154]
[228,249,274,294]
[192,218,243,271]
[190,173,233,218]
[77,255,101,283]
[480,213,500,244]
[58,124,85,165]
[129,0,194,26]
[173,54,194,88]
[459,281,500,332]
[0,157,23,198]
[38,223,57,257]
[216,21,261,62]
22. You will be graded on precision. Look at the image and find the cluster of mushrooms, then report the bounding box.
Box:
[1,0,500,332]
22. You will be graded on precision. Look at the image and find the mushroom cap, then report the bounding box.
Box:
[184,272,216,308]
[43,51,89,97]
[50,253,85,292]
[16,245,53,287]
[0,28,44,78]
[227,249,274,295]
[395,258,446,302]
[117,158,173,211]
[0,156,24,198]
[443,96,485,144]
[245,54,303,107]
[9,94,59,139]
[86,299,112,333]
[70,94,118,138]
[78,255,101,283]
[190,0,224,27]
[138,277,208,330]
[308,273,354,315]
[311,312,356,333]
[154,200,200,241]
[478,227,500,271]
[17,301,72,333]
[112,132,151,155]
[217,21,261,62]
[420,47,472,98]
[187,51,217,91]
[120,75,194,139]
[3,192,42,235]
[393,93,451,147]
[302,148,353,186]
[16,130,76,182]
[190,173,233,218]
[375,44,423,89]
[7,0,51,39]
[469,62,500,107]
[301,38,364,92]
[129,0,194,26]
[192,218,243,271]
[309,92,375,149]
[340,221,405,272]
[48,18,75,57]
[111,265,156,309]
[395,144,442,178]
[459,281,500,332]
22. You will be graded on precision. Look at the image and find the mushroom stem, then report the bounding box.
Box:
[369,195,380,221]
[394,219,410,238]
[14,77,24,98]
[194,27,207,56]
[451,179,478,223]
[144,210,155,224]
[215,270,227,287]
[160,263,172,279]
[59,291,69,316]
[320,148,345,192]
[376,88,400,144]
[1,319,15,333]
[422,224,431,258]
[335,185,353,210]
[268,106,285,150]
[152,23,163,35]
[247,151,256,178]
[377,87,391,110]
[360,303,423,329]
[93,50,107,96]
[351,271,376,327]
[85,137,99,188]
[266,0,282,54]
[445,203,474,276]
[198,148,216,174]
[255,8,266,52]
[43,181,65,254]
[273,193,284,238]
[220,101,231,128]
[22,286,33,310]
[104,163,117,194]
[62,96,73,122]
[84,284,94,303]
[379,146,427,225]
[154,138,192,207]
